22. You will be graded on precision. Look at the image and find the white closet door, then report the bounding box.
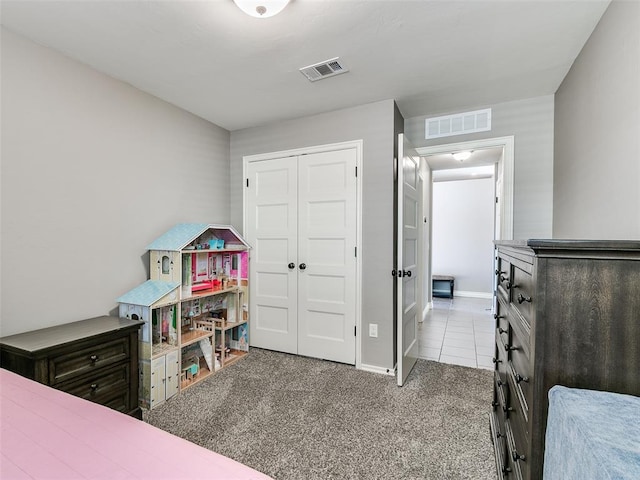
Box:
[246,157,298,354]
[297,148,357,364]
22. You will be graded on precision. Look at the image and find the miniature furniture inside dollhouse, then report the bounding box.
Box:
[117,224,250,410]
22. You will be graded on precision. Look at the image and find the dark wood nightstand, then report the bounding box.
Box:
[0,316,144,419]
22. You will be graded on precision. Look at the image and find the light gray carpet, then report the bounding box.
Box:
[144,348,496,480]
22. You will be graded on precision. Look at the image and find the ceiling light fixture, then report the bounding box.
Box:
[233,0,290,18]
[452,151,473,162]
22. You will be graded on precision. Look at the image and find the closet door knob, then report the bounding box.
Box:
[288,262,296,270]
[299,263,306,270]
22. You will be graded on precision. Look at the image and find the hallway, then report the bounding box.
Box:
[418,296,494,370]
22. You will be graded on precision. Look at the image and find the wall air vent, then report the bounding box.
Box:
[300,57,349,82]
[425,108,492,139]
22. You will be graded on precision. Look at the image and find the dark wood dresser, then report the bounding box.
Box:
[490,240,640,480]
[0,316,144,419]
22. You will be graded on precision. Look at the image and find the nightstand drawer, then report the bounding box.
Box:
[60,363,130,408]
[49,336,130,385]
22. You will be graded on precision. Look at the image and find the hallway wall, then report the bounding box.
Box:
[432,177,495,296]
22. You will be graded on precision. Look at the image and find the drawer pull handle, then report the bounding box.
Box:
[504,344,518,352]
[491,400,499,408]
[517,293,532,304]
[515,373,529,384]
[90,383,98,391]
[496,430,504,439]
[498,327,508,335]
[492,357,502,364]
[512,451,526,462]
[493,313,504,320]
[502,466,512,474]
[500,275,510,283]
[495,269,506,276]
[90,354,98,363]
[502,405,513,413]
[497,379,504,387]
[506,282,513,290]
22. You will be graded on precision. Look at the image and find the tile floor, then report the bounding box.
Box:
[418,296,495,370]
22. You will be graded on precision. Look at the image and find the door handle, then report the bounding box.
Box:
[299,263,306,270]
[288,262,296,270]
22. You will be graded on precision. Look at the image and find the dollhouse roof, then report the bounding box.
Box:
[146,223,249,251]
[116,280,180,306]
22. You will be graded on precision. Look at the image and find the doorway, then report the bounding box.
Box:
[415,136,514,369]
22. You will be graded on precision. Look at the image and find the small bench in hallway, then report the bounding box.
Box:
[432,275,454,298]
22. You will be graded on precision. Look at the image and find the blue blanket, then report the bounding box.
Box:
[544,385,640,480]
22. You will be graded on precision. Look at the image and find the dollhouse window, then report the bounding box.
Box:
[162,255,170,274]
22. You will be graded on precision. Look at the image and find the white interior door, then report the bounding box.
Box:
[397,134,420,386]
[246,157,298,354]
[246,146,358,365]
[297,149,357,364]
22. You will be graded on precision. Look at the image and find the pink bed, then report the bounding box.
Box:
[0,368,273,479]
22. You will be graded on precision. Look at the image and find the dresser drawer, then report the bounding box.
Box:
[504,422,525,480]
[509,355,531,420]
[49,336,130,385]
[490,411,508,478]
[59,362,131,410]
[511,266,534,331]
[506,312,530,361]
[506,371,530,460]
[495,299,510,340]
[495,335,509,387]
[496,257,512,303]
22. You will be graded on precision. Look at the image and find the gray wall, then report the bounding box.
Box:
[230,99,398,370]
[405,95,555,240]
[553,0,640,239]
[0,28,230,336]
[432,178,495,296]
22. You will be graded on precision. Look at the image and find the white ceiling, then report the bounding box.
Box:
[0,0,610,131]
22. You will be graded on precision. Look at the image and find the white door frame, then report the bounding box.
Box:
[416,136,514,312]
[242,139,364,369]
[415,135,514,241]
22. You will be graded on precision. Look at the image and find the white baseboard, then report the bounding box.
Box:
[454,290,493,299]
[421,301,433,322]
[359,363,395,376]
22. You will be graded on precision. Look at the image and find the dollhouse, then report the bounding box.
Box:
[117,224,250,409]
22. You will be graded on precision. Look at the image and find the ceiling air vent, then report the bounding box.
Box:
[300,57,349,82]
[425,108,492,139]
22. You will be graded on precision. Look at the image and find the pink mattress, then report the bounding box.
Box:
[0,368,273,479]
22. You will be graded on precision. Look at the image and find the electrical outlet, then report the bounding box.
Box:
[369,323,378,338]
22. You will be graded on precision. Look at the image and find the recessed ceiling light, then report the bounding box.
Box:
[452,151,473,162]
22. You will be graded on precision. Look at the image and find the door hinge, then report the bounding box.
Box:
[354,246,357,257]
[495,196,499,204]
[354,326,357,336]
[246,178,249,187]
[355,166,358,177]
